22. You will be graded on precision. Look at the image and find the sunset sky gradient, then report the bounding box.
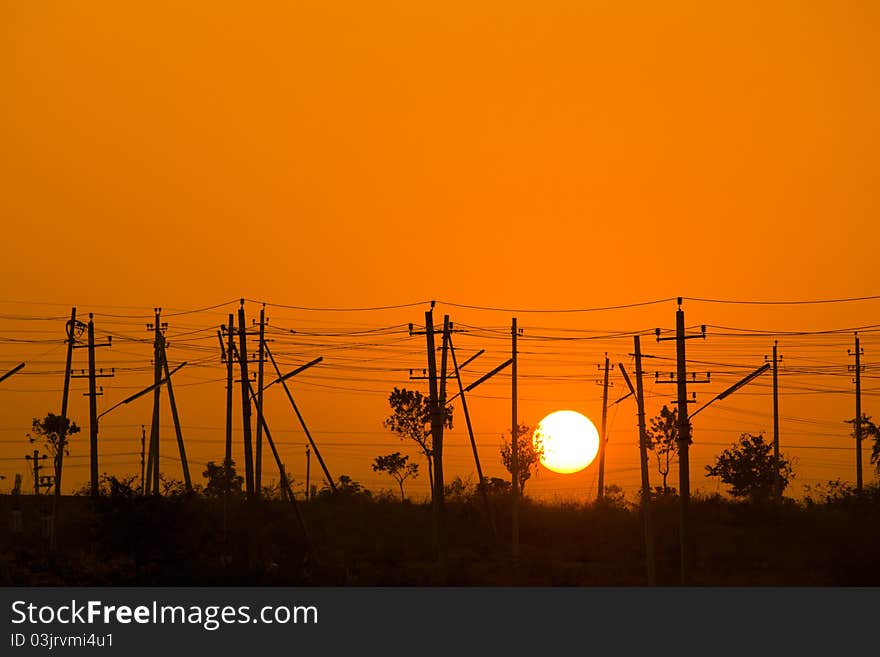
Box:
[2,2,879,499]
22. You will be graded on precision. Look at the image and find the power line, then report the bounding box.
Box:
[686,294,880,306]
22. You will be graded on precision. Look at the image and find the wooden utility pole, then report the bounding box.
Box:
[435,315,450,568]
[770,341,781,497]
[849,333,864,492]
[596,354,610,501]
[619,335,656,585]
[70,314,113,497]
[634,336,656,584]
[56,307,78,500]
[140,425,146,495]
[86,316,99,496]
[237,302,255,498]
[674,305,691,585]
[656,299,707,586]
[675,308,691,505]
[146,308,164,495]
[255,305,267,497]
[26,450,47,496]
[424,308,442,554]
[511,317,519,565]
[305,445,311,501]
[224,314,235,467]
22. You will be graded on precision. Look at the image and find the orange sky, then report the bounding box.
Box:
[1,2,879,500]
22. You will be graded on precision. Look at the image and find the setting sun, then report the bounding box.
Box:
[533,410,600,474]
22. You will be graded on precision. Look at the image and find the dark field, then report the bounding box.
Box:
[2,489,879,586]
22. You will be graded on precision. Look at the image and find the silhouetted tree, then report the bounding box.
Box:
[500,423,542,495]
[383,387,453,502]
[705,432,794,501]
[203,460,244,498]
[28,412,80,498]
[645,405,690,493]
[73,473,139,498]
[318,474,370,500]
[847,414,880,474]
[160,474,191,497]
[445,475,475,501]
[599,484,628,510]
[372,452,419,501]
[479,476,512,495]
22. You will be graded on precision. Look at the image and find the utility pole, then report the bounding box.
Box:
[766,342,782,497]
[237,301,255,498]
[305,445,311,502]
[424,308,442,556]
[615,335,657,586]
[71,314,113,497]
[596,354,610,501]
[633,335,656,585]
[26,450,47,496]
[140,425,146,495]
[145,308,166,495]
[619,336,657,585]
[56,307,79,500]
[435,314,450,570]
[511,317,520,566]
[86,316,99,497]
[224,314,235,467]
[656,298,707,586]
[848,333,864,492]
[255,305,267,497]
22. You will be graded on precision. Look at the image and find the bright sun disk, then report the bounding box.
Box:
[533,410,600,474]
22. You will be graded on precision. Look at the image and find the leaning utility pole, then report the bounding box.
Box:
[264,343,334,492]
[848,333,864,492]
[655,298,707,586]
[596,354,611,501]
[448,336,496,538]
[237,301,255,498]
[239,349,310,545]
[71,314,113,497]
[159,337,191,493]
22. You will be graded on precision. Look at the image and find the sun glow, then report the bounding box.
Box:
[533,410,600,474]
